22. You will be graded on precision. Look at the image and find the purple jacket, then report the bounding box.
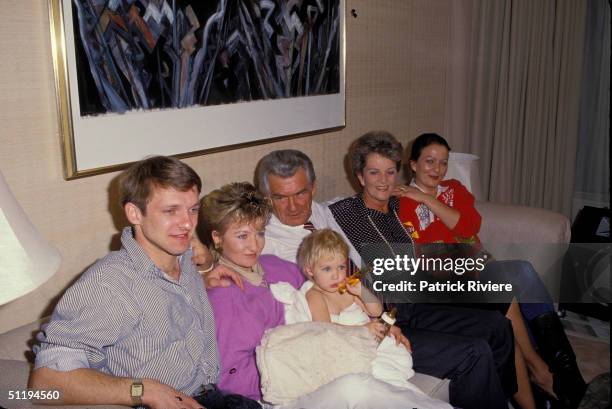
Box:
[207,254,305,400]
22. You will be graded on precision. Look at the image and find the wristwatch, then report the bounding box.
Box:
[130,378,144,407]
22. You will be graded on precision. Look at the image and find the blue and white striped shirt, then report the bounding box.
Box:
[34,227,220,395]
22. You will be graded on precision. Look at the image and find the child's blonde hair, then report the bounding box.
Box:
[297,229,349,273]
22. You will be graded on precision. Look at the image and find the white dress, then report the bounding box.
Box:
[269,281,445,404]
[270,281,452,409]
[329,302,418,390]
[262,201,362,266]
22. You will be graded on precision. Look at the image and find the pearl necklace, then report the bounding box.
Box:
[218,256,268,287]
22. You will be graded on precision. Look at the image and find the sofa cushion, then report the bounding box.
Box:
[0,358,448,408]
[0,359,128,408]
[0,320,129,408]
[410,373,450,402]
[2,316,450,405]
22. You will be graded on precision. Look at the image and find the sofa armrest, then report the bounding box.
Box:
[0,359,128,409]
[475,201,570,244]
[0,317,50,362]
[475,201,571,299]
[0,320,129,408]
[0,360,450,408]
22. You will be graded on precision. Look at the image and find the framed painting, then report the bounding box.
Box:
[49,0,345,179]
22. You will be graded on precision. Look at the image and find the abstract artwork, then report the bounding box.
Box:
[49,0,345,178]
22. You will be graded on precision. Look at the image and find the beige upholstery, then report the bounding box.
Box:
[0,359,127,409]
[0,317,48,362]
[476,201,571,243]
[0,318,129,409]
[476,201,571,298]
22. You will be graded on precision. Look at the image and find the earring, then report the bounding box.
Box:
[214,241,222,251]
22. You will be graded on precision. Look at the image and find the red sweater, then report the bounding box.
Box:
[398,179,481,244]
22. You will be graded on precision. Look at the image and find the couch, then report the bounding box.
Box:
[0,201,570,408]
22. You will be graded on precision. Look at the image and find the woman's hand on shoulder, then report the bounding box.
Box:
[204,264,244,290]
[393,185,430,203]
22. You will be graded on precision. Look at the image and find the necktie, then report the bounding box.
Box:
[303,221,316,231]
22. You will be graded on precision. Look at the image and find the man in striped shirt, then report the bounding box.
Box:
[29,157,234,409]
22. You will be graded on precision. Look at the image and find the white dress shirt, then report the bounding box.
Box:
[263,200,362,267]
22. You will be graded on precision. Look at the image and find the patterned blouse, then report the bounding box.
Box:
[398,179,482,245]
[329,194,416,266]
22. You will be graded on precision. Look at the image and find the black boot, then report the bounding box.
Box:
[529,311,588,409]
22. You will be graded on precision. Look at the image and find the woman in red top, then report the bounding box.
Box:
[397,133,586,409]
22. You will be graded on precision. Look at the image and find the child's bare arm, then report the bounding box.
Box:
[306,289,332,322]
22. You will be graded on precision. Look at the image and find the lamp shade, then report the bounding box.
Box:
[445,152,484,201]
[0,171,61,305]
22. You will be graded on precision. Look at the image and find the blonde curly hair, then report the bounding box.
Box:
[297,228,349,273]
[199,182,272,246]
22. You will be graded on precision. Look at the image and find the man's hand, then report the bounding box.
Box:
[204,264,244,290]
[29,367,204,408]
[389,325,412,352]
[142,379,204,409]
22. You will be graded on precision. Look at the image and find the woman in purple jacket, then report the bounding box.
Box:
[199,182,304,400]
[199,182,451,409]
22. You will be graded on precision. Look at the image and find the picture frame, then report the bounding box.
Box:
[49,0,345,179]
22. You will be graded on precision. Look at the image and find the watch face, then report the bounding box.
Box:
[131,384,143,397]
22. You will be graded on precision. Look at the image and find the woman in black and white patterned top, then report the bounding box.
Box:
[330,131,415,267]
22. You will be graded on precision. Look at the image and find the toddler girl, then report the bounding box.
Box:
[270,229,431,396]
[298,229,388,343]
